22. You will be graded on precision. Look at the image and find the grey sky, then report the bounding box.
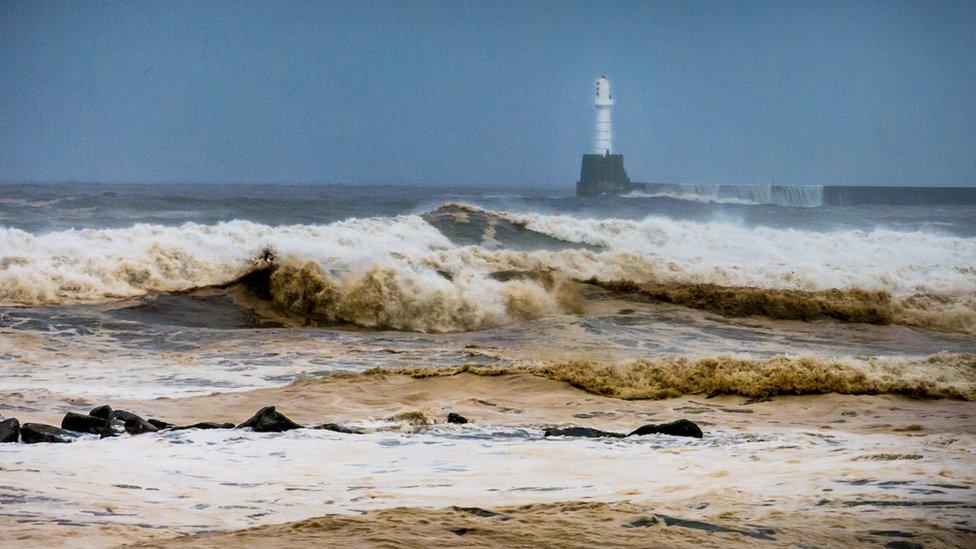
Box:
[1,0,974,187]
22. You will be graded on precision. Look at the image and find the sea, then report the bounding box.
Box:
[1,181,975,546]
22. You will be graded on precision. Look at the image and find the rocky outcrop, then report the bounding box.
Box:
[172,422,236,430]
[110,410,158,435]
[629,419,703,439]
[314,423,367,434]
[0,418,20,443]
[61,412,116,437]
[5,405,703,445]
[89,405,113,420]
[148,419,175,430]
[21,423,75,444]
[237,406,302,432]
[544,419,703,439]
[544,427,626,438]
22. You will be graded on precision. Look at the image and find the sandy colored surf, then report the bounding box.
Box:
[7,356,976,434]
[133,500,974,549]
[2,367,975,548]
[582,277,976,334]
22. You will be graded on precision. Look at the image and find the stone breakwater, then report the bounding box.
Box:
[0,405,704,444]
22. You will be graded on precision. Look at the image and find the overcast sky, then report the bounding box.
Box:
[1,0,974,187]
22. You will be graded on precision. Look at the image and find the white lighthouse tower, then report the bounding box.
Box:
[594,75,613,155]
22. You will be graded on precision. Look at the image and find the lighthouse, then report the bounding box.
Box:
[576,75,645,196]
[594,76,613,155]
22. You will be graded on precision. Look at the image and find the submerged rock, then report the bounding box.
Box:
[21,423,75,444]
[543,427,626,438]
[148,419,176,430]
[61,412,116,437]
[629,419,703,439]
[543,420,704,439]
[314,423,367,434]
[0,418,20,443]
[171,422,236,430]
[237,406,302,432]
[446,413,469,424]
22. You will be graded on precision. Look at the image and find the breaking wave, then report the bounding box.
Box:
[627,183,824,207]
[625,184,976,207]
[529,354,976,400]
[262,258,577,332]
[377,354,976,400]
[579,279,976,333]
[1,204,973,332]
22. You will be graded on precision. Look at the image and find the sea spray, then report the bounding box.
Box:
[1,204,973,333]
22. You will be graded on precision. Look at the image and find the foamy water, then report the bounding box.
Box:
[2,424,973,547]
[2,206,974,333]
[2,183,975,546]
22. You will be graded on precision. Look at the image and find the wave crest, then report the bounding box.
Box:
[266,258,572,332]
[1,205,973,333]
[582,278,895,324]
[378,354,976,400]
[531,354,976,400]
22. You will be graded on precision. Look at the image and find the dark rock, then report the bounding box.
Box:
[543,426,626,438]
[110,410,158,434]
[148,419,175,430]
[623,517,660,528]
[446,413,469,424]
[451,506,506,518]
[108,409,139,422]
[21,423,75,443]
[87,407,126,436]
[885,542,923,549]
[0,418,20,443]
[653,514,775,540]
[89,405,113,419]
[314,423,367,434]
[171,422,236,430]
[871,531,916,538]
[237,406,301,432]
[61,412,116,437]
[124,416,158,434]
[629,419,703,439]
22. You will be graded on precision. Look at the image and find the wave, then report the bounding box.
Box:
[1,204,973,332]
[139,498,974,548]
[622,191,760,205]
[489,208,975,294]
[629,184,824,207]
[262,258,578,332]
[626,184,976,207]
[577,278,976,333]
[583,279,896,324]
[377,353,976,400]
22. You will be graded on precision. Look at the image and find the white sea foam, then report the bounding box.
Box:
[0,216,451,304]
[1,206,973,331]
[0,424,971,547]
[492,209,976,296]
[625,183,826,207]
